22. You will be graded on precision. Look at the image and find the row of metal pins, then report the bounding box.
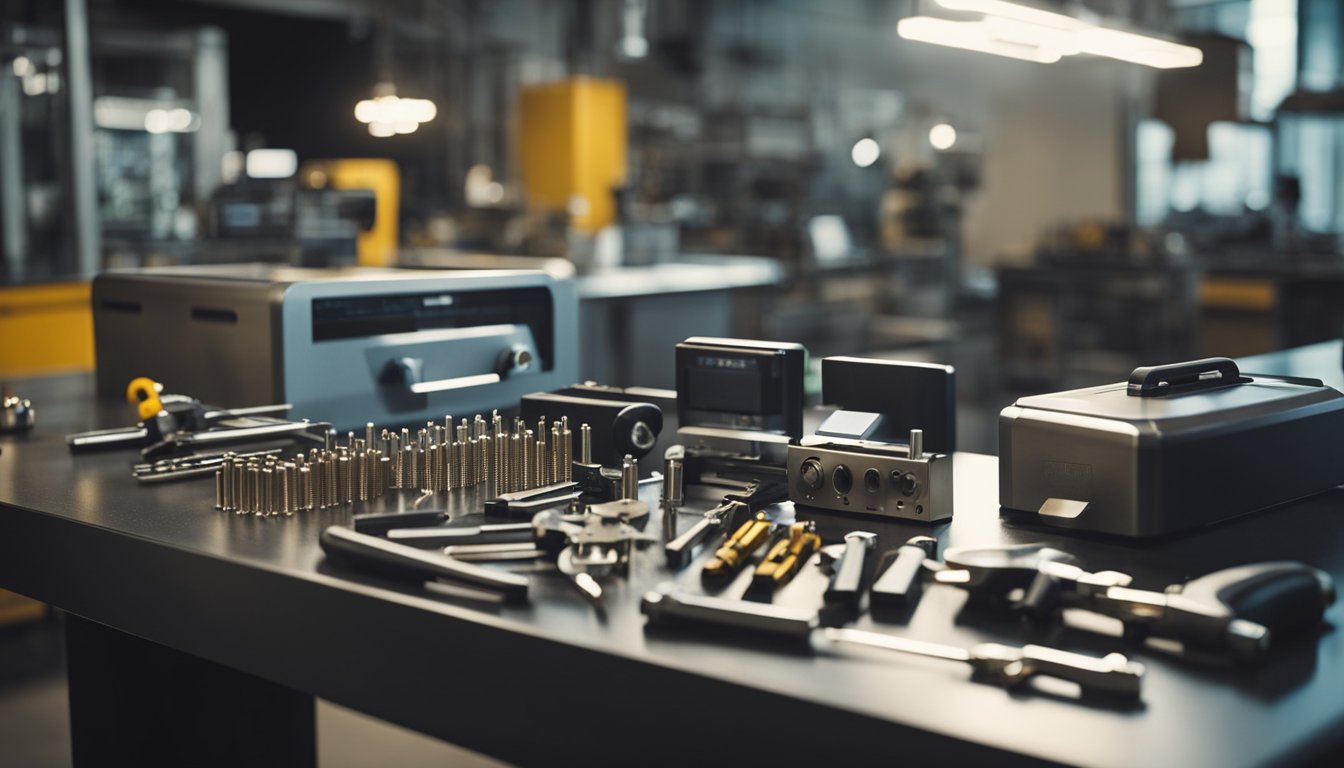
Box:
[214,414,588,515]
[214,424,390,516]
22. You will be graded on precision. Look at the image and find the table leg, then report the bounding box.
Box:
[65,614,315,768]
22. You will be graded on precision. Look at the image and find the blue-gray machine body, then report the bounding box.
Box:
[92,265,579,430]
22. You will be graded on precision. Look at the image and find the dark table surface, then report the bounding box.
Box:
[4,345,1344,767]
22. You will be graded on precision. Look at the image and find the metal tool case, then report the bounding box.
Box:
[999,357,1344,537]
[92,264,578,430]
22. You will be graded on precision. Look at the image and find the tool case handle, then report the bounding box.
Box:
[1127,358,1245,397]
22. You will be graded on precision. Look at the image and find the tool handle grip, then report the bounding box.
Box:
[664,515,720,569]
[319,526,528,602]
[871,544,929,610]
[387,522,534,547]
[1016,645,1144,698]
[352,510,448,535]
[1127,357,1242,397]
[825,535,874,606]
[1169,561,1334,655]
[641,590,816,639]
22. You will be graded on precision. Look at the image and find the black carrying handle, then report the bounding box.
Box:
[1127,358,1243,397]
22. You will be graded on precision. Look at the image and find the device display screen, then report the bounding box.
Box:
[311,287,554,368]
[685,355,773,415]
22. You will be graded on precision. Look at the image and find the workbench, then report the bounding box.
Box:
[2,344,1344,767]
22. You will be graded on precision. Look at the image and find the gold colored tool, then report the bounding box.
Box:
[703,512,774,580]
[753,521,821,591]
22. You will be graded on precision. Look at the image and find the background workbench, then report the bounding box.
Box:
[2,345,1344,767]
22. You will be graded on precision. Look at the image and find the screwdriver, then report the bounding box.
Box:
[639,589,1146,700]
[822,628,1144,700]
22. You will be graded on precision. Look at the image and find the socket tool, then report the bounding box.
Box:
[870,535,939,611]
[665,478,789,569]
[823,531,879,608]
[823,628,1144,699]
[938,544,1336,663]
[318,525,529,603]
[789,431,952,522]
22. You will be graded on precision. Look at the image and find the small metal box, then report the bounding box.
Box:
[92,264,578,430]
[1000,358,1344,537]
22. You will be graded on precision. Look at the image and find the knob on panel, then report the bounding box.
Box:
[832,464,853,494]
[800,458,825,490]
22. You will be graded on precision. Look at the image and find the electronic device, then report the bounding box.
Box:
[674,337,806,449]
[1000,357,1344,537]
[818,356,955,452]
[92,265,578,430]
[788,432,952,522]
[789,356,955,521]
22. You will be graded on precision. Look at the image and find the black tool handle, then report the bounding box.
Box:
[1127,358,1242,397]
[1172,561,1334,651]
[725,478,790,512]
[825,533,876,606]
[319,526,528,602]
[871,537,937,611]
[665,515,723,570]
[352,510,449,535]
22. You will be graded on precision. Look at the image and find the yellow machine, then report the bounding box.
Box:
[299,158,401,267]
[518,77,628,234]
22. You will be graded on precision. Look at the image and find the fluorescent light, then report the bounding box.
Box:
[937,0,1085,30]
[897,17,1062,63]
[929,124,957,150]
[1078,27,1203,69]
[354,87,437,138]
[984,17,1081,56]
[851,137,881,167]
[905,2,1203,69]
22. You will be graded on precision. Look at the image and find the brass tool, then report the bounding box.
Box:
[703,511,775,582]
[752,521,821,592]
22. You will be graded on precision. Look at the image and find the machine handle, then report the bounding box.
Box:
[1127,358,1243,397]
[409,372,502,395]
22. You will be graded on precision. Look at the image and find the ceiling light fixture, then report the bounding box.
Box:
[898,0,1202,69]
[354,83,437,138]
[897,17,1063,63]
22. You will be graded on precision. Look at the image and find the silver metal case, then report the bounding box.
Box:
[788,438,952,522]
[999,367,1344,537]
[92,265,578,430]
